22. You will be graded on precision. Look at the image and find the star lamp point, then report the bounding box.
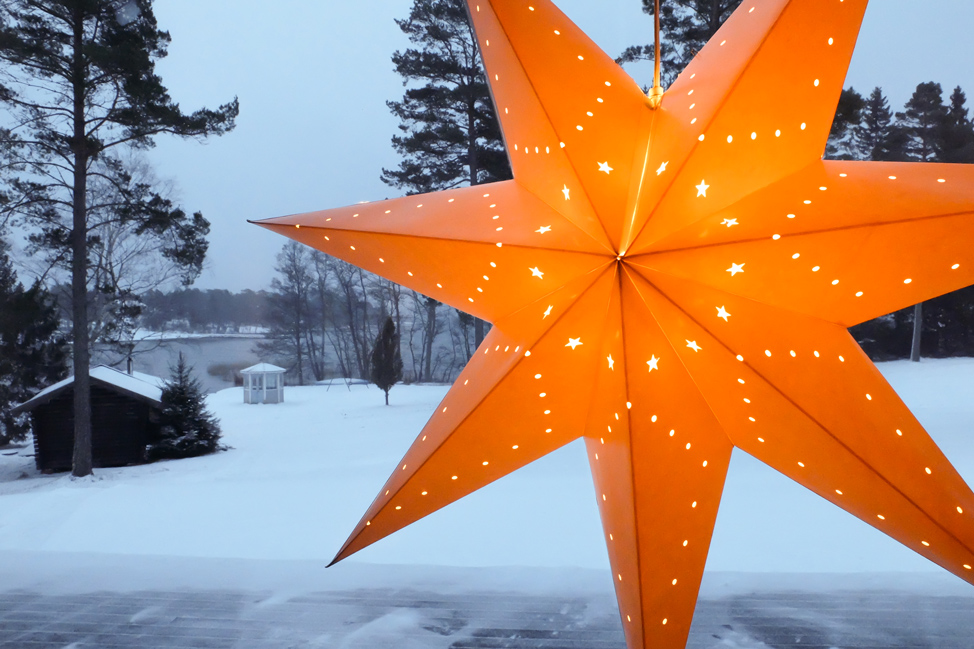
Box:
[255,1,974,648]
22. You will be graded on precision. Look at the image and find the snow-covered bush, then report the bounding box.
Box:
[148,353,223,460]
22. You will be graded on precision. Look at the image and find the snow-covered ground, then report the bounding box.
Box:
[1,358,973,592]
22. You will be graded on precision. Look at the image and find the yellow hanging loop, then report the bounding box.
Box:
[648,0,665,109]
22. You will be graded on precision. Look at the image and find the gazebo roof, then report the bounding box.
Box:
[240,363,287,374]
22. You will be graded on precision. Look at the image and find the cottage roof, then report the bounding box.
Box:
[12,365,165,415]
[240,363,286,374]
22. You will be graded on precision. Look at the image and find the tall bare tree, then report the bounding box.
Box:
[259,241,313,384]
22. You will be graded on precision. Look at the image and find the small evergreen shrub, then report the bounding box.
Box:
[149,353,223,460]
[370,317,403,405]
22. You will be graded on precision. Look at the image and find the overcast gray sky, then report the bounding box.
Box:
[145,0,974,292]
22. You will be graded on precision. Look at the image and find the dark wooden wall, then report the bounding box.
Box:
[31,384,160,472]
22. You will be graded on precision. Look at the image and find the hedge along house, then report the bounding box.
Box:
[12,365,165,472]
[241,363,286,404]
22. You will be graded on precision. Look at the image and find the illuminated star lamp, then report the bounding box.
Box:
[254,1,974,648]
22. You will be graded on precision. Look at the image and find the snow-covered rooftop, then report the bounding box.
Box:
[13,365,164,414]
[240,363,286,374]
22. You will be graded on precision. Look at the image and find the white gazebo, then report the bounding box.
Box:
[241,363,286,404]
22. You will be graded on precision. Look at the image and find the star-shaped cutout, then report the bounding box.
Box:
[646,354,660,372]
[566,337,583,350]
[607,354,615,370]
[727,262,745,276]
[721,218,738,227]
[543,305,553,319]
[256,3,974,649]
[530,267,544,279]
[686,340,702,352]
[716,306,731,322]
[536,225,552,234]
[657,161,669,175]
[599,161,614,174]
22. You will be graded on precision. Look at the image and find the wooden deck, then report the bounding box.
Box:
[1,584,972,648]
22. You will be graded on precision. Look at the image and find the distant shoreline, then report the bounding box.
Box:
[133,332,267,342]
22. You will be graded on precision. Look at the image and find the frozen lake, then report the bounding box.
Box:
[93,336,265,393]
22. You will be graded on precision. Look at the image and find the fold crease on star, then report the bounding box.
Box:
[255,2,974,648]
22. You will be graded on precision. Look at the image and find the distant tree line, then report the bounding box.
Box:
[834,83,974,360]
[140,288,270,334]
[257,241,478,385]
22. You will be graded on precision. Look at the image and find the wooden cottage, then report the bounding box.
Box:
[12,365,165,472]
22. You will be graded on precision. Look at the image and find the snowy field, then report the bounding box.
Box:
[1,359,973,599]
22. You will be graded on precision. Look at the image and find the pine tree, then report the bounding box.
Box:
[825,88,866,160]
[149,353,222,460]
[384,0,511,350]
[855,87,894,160]
[899,83,950,362]
[384,0,510,193]
[619,3,864,163]
[370,317,404,406]
[940,87,974,164]
[0,240,68,445]
[850,88,918,359]
[0,0,238,476]
[850,84,974,362]
[907,87,974,361]
[897,82,949,162]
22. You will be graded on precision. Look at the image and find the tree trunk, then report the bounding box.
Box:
[357,270,372,377]
[911,302,923,362]
[314,262,329,380]
[458,310,472,359]
[70,8,92,478]
[709,1,721,36]
[341,279,363,378]
[407,302,420,382]
[424,298,437,381]
[294,296,304,385]
[294,330,304,384]
[306,328,322,381]
[385,389,389,406]
[70,166,92,477]
[467,101,487,351]
[474,319,484,348]
[391,283,402,343]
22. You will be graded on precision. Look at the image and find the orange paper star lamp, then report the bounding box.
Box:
[254,1,974,647]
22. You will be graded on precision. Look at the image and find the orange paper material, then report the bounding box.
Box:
[255,2,974,648]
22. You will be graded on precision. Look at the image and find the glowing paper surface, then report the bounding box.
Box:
[256,2,974,647]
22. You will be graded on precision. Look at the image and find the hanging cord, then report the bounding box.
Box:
[648,0,665,109]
